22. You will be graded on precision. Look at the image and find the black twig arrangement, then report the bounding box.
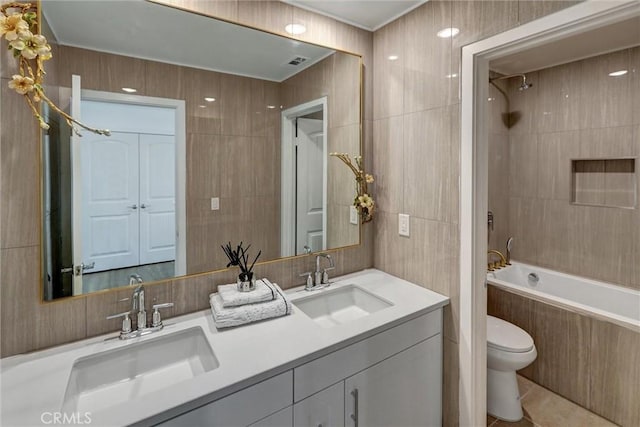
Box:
[221,242,261,281]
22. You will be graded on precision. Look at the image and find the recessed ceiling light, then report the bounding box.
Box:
[446,73,458,78]
[121,87,137,93]
[388,55,399,61]
[204,97,216,102]
[198,105,206,109]
[267,105,276,109]
[437,27,459,38]
[608,70,628,77]
[285,23,306,35]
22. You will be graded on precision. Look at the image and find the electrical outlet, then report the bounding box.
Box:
[210,197,220,211]
[349,206,359,225]
[399,213,410,237]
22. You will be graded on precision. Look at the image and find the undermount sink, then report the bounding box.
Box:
[293,284,393,327]
[62,326,218,413]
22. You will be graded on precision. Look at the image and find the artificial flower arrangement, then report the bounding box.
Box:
[330,152,375,223]
[1,2,109,135]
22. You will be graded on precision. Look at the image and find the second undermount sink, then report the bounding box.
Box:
[62,326,218,413]
[293,284,393,327]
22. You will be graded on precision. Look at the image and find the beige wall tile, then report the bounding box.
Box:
[331,53,361,128]
[529,300,591,408]
[290,7,337,48]
[237,1,293,37]
[508,197,540,264]
[0,247,39,357]
[509,134,538,198]
[535,60,584,133]
[579,125,636,158]
[579,48,634,129]
[184,67,221,135]
[373,17,405,120]
[403,106,453,221]
[632,47,640,126]
[403,1,453,113]
[1,81,40,249]
[451,0,519,102]
[220,74,252,136]
[506,71,539,136]
[589,319,640,427]
[517,1,582,25]
[488,132,510,252]
[537,131,580,201]
[573,206,635,286]
[373,116,404,214]
[145,61,185,100]
[537,201,580,272]
[373,211,408,279]
[36,297,87,350]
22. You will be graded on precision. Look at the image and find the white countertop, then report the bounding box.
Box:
[0,269,449,427]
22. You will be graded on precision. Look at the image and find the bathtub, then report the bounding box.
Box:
[487,262,640,332]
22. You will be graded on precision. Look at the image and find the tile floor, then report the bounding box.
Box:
[487,375,617,427]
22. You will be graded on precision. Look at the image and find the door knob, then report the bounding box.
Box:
[128,204,138,210]
[140,204,148,209]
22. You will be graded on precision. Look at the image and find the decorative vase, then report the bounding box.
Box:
[237,272,256,292]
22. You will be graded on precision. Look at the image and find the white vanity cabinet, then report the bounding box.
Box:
[292,309,443,427]
[343,337,441,426]
[157,309,442,427]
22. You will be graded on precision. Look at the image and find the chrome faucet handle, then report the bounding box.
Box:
[106,311,132,334]
[151,302,174,328]
[299,272,314,290]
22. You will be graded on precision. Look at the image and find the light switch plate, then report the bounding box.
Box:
[349,206,359,225]
[399,213,410,237]
[210,197,220,211]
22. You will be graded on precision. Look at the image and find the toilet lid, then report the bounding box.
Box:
[487,316,534,353]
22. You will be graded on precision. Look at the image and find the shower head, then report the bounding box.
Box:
[489,73,533,91]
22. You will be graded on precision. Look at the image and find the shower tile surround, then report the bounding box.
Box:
[0,0,587,425]
[488,47,640,290]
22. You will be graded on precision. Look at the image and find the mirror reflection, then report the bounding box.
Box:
[41,0,361,300]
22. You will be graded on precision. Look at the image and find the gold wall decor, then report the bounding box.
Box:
[0,2,108,135]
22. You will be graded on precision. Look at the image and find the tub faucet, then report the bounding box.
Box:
[506,237,513,265]
[487,250,507,271]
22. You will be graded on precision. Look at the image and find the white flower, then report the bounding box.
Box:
[8,74,34,95]
[0,13,29,41]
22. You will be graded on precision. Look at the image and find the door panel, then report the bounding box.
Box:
[139,134,176,264]
[296,118,324,254]
[344,337,442,427]
[294,382,344,427]
[81,132,139,272]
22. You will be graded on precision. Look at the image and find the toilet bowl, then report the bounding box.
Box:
[486,315,537,422]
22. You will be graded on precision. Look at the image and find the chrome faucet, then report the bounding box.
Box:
[506,237,513,265]
[315,253,335,286]
[107,276,174,339]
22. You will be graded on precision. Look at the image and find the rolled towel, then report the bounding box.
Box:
[210,282,292,329]
[218,278,277,307]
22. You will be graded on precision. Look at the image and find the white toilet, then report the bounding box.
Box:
[486,315,537,422]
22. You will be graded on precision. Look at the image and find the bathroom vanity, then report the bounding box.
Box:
[0,269,448,426]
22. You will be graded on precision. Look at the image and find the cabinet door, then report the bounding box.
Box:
[294,382,344,427]
[250,406,293,427]
[344,336,442,427]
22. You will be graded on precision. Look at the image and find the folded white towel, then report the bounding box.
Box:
[218,278,277,307]
[210,282,292,329]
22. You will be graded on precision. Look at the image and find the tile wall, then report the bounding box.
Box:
[372,1,580,424]
[489,47,640,289]
[0,1,373,362]
[488,286,640,426]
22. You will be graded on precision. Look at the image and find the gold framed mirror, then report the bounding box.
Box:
[38,0,362,300]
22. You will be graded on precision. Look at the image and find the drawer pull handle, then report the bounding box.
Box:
[350,388,359,427]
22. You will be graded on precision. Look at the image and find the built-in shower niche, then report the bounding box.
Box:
[571,158,637,208]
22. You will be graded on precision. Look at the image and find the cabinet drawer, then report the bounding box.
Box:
[160,371,292,427]
[294,309,441,401]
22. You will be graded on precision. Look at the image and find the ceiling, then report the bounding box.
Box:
[491,15,640,75]
[285,0,427,31]
[42,0,334,82]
